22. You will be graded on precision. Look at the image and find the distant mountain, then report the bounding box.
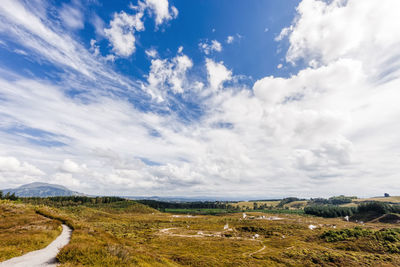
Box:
[1,182,84,197]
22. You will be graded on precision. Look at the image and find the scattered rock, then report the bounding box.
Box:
[308,224,317,230]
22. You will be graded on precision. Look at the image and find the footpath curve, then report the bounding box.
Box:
[0,224,72,267]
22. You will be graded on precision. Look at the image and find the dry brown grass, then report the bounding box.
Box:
[1,200,400,266]
[353,196,400,203]
[0,200,61,261]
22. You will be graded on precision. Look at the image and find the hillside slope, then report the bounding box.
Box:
[1,182,83,197]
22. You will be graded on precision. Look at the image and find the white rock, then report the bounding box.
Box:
[308,224,317,230]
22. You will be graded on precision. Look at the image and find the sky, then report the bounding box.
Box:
[0,0,400,198]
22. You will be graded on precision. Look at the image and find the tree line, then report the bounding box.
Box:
[136,200,241,210]
[305,201,400,218]
[304,205,357,217]
[0,191,18,200]
[22,196,127,207]
[309,195,357,205]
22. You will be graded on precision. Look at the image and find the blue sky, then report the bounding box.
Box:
[0,0,400,198]
[84,0,300,80]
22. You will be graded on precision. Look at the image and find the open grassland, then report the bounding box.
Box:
[1,200,399,266]
[353,196,400,204]
[0,200,61,261]
[164,208,233,215]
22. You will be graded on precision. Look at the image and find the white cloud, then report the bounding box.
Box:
[0,156,44,176]
[275,25,293,41]
[60,159,87,173]
[281,0,400,77]
[226,36,234,44]
[59,1,84,30]
[295,137,353,171]
[177,46,183,53]
[142,0,178,26]
[199,40,222,55]
[90,39,100,56]
[90,13,105,37]
[13,49,28,56]
[206,59,232,90]
[145,48,158,58]
[144,53,193,101]
[0,0,91,76]
[104,11,145,57]
[104,0,178,57]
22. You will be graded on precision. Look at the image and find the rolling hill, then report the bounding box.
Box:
[1,182,83,197]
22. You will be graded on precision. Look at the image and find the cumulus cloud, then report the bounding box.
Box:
[280,0,400,77]
[0,156,44,176]
[295,137,353,172]
[199,40,222,55]
[104,0,178,57]
[144,53,193,101]
[59,159,87,173]
[142,0,178,26]
[0,156,44,187]
[226,36,234,44]
[206,59,232,90]
[104,11,145,57]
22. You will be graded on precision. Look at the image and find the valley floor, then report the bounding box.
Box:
[1,200,399,266]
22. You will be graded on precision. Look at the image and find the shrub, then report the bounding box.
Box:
[321,227,372,242]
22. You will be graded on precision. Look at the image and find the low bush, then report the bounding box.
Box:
[321,227,372,242]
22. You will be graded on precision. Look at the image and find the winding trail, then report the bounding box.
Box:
[0,224,72,267]
[247,244,266,257]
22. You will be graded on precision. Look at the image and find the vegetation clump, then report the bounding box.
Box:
[305,201,400,219]
[308,195,356,205]
[304,205,356,218]
[321,227,400,254]
[277,197,303,207]
[0,190,18,201]
[321,227,372,242]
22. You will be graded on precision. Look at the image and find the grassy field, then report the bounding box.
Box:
[353,196,400,203]
[164,208,234,215]
[0,200,61,261]
[1,199,400,266]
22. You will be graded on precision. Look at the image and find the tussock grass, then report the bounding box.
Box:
[1,200,400,266]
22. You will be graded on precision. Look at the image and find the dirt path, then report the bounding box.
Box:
[247,244,266,257]
[0,224,72,267]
